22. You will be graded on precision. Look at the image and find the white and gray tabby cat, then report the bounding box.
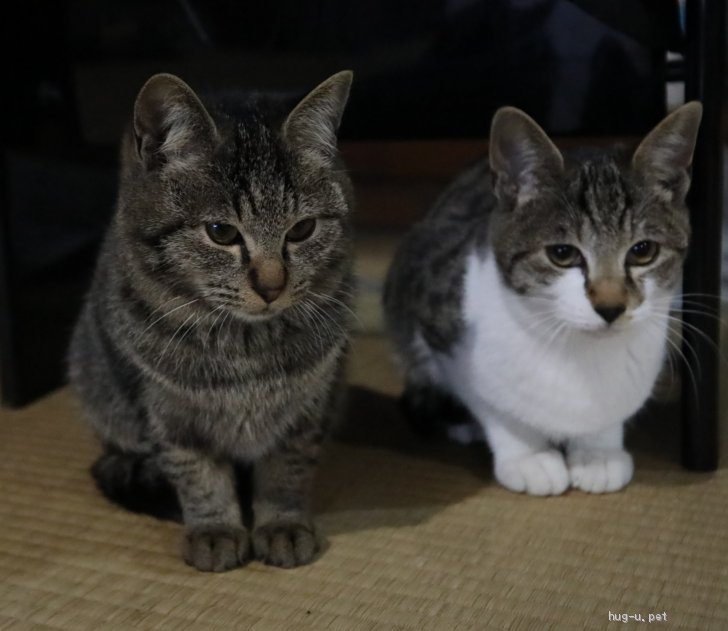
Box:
[384,102,702,496]
[68,71,354,571]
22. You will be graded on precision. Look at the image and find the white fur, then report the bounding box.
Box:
[426,250,670,495]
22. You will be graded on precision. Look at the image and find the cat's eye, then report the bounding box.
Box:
[626,240,659,266]
[206,222,239,245]
[545,244,583,268]
[286,218,316,243]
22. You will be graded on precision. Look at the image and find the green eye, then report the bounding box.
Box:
[545,244,583,268]
[205,222,239,245]
[286,218,316,243]
[626,240,659,266]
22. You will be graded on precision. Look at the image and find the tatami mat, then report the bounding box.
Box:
[1,237,727,630]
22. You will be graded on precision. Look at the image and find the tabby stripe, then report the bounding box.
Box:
[92,305,143,404]
[618,188,633,229]
[577,178,600,231]
[138,221,185,249]
[230,131,260,216]
[507,251,530,276]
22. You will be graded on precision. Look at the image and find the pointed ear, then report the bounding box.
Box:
[133,73,217,170]
[283,70,353,166]
[632,101,702,200]
[489,106,563,206]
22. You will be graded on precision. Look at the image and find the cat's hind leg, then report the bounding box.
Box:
[91,444,181,521]
[398,332,474,438]
[401,380,474,438]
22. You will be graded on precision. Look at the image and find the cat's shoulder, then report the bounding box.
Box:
[424,159,494,227]
[384,159,496,353]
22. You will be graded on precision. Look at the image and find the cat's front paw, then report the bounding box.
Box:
[253,521,319,568]
[183,526,251,572]
[567,449,634,493]
[495,450,569,496]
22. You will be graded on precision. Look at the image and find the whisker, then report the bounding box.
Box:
[308,300,348,339]
[216,311,231,352]
[670,308,727,326]
[294,303,326,354]
[156,311,197,368]
[674,292,725,301]
[308,290,361,327]
[661,314,728,365]
[655,321,699,400]
[143,294,186,322]
[137,298,199,340]
[203,306,226,350]
[171,313,205,362]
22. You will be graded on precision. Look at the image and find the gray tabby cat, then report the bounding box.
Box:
[68,70,354,571]
[384,103,702,496]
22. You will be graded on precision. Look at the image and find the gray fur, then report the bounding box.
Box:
[69,71,354,571]
[384,103,702,426]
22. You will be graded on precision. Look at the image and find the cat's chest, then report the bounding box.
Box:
[151,344,341,460]
[439,253,667,437]
[137,317,345,459]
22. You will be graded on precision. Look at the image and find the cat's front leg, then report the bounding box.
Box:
[566,425,634,493]
[479,411,570,496]
[158,446,250,572]
[252,421,323,568]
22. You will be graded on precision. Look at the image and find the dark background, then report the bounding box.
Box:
[0,0,683,406]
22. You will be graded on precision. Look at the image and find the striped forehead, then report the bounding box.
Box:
[571,159,632,235]
[225,123,297,220]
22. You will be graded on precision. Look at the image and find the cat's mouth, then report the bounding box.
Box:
[578,319,631,336]
[231,299,296,322]
[238,310,276,322]
[232,305,284,322]
[204,293,292,322]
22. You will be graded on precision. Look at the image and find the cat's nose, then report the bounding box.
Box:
[587,279,627,324]
[593,304,626,324]
[249,259,286,304]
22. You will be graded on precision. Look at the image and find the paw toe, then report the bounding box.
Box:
[253,522,319,568]
[183,527,250,572]
[568,449,633,493]
[496,450,569,496]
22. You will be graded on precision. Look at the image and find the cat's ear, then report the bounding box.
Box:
[132,73,217,170]
[632,101,702,200]
[489,107,563,206]
[283,70,353,166]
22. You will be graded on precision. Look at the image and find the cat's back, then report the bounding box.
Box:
[383,159,495,353]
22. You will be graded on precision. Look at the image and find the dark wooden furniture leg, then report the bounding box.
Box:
[681,0,725,470]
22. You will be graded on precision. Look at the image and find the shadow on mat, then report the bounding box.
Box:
[314,385,492,533]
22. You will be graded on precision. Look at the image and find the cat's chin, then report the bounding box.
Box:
[575,321,629,337]
[231,308,284,323]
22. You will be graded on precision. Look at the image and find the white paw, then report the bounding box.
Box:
[495,450,570,496]
[567,449,634,493]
